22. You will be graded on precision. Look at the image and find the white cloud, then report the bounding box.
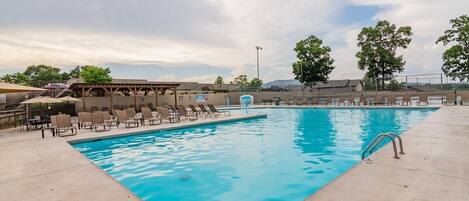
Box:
[0,0,467,82]
[157,73,177,81]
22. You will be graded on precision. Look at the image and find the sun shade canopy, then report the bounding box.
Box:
[21,96,62,104]
[0,82,46,93]
[57,96,81,102]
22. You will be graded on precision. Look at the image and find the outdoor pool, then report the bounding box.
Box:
[73,108,436,201]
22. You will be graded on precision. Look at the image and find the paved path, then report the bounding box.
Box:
[0,113,265,201]
[307,106,469,201]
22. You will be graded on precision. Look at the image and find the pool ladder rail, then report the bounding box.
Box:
[362,132,405,160]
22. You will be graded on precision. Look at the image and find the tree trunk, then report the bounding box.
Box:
[381,65,385,91]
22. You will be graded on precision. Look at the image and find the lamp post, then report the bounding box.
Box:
[255,45,262,80]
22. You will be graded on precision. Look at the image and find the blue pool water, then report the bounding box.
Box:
[73,108,435,201]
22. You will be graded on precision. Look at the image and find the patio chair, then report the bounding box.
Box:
[102,107,109,112]
[91,112,111,132]
[126,108,137,118]
[410,96,420,106]
[54,114,77,137]
[77,112,92,129]
[141,107,162,125]
[164,104,178,114]
[318,97,327,105]
[116,110,139,128]
[208,104,231,116]
[90,106,99,112]
[331,97,340,106]
[344,97,350,106]
[383,96,389,105]
[395,96,404,105]
[198,105,214,117]
[147,103,154,109]
[353,97,361,106]
[456,96,463,105]
[188,105,202,116]
[156,107,180,123]
[366,97,375,105]
[103,111,118,127]
[177,105,198,121]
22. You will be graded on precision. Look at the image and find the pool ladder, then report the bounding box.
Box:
[362,132,405,160]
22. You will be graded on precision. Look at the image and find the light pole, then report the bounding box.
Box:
[255,45,262,80]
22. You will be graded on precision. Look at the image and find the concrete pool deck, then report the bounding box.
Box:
[1,106,468,201]
[0,113,266,201]
[307,106,469,201]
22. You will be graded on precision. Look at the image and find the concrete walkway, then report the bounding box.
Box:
[2,106,468,201]
[307,106,469,201]
[0,113,265,201]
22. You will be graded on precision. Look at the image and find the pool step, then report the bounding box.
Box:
[362,132,405,160]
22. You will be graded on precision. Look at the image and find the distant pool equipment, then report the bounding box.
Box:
[240,95,254,112]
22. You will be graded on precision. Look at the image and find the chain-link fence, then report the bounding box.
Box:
[230,73,469,106]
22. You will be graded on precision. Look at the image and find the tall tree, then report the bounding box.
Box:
[68,66,82,79]
[356,20,412,90]
[292,35,335,84]
[79,65,112,83]
[0,72,30,85]
[436,15,469,81]
[214,76,224,85]
[249,78,263,88]
[233,75,249,90]
[23,64,64,87]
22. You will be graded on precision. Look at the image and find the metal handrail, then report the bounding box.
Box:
[369,132,404,155]
[362,133,403,160]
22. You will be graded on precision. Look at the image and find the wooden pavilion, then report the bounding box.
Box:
[69,81,181,110]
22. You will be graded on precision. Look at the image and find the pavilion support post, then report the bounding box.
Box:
[173,88,177,107]
[155,88,159,107]
[109,88,113,111]
[134,87,137,109]
[82,87,86,112]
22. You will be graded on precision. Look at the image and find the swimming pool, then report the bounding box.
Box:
[73,108,436,201]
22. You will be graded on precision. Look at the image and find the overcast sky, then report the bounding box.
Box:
[0,0,467,83]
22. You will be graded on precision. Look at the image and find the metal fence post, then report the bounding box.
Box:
[440,74,444,105]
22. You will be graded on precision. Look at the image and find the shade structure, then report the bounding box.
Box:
[57,96,81,102]
[0,82,46,93]
[21,96,62,104]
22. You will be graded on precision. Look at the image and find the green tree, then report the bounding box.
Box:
[214,76,224,85]
[80,65,112,83]
[233,75,249,89]
[356,20,412,90]
[249,78,263,88]
[387,79,403,91]
[436,15,469,81]
[68,66,82,78]
[0,72,30,85]
[23,65,64,87]
[292,35,335,84]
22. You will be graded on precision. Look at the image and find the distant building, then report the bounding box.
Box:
[308,79,363,93]
[264,79,363,93]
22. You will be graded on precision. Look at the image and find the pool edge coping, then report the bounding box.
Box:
[67,113,267,144]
